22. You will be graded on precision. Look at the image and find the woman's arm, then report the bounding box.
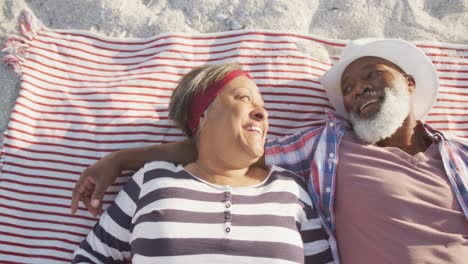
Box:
[71,140,197,216]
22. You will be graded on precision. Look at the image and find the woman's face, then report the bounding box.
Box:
[198,76,268,166]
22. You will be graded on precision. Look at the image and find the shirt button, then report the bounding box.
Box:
[325,187,331,193]
[326,217,331,222]
[226,203,231,208]
[225,227,231,233]
[329,122,335,127]
[225,212,231,220]
[329,152,335,158]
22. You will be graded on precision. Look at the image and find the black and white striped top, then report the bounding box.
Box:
[73,161,333,264]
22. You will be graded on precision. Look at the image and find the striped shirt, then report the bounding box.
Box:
[265,110,468,262]
[73,161,334,264]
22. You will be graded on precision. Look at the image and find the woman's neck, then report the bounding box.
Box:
[185,159,266,187]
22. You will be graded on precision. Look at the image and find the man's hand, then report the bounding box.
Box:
[70,140,199,216]
[70,152,122,216]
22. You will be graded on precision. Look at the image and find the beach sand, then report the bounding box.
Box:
[1,0,467,143]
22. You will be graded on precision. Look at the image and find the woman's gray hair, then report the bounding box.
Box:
[168,63,242,138]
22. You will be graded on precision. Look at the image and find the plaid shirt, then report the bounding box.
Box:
[265,110,468,262]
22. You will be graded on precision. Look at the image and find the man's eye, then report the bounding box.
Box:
[342,85,352,94]
[368,71,382,79]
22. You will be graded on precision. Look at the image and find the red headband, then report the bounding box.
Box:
[188,69,252,136]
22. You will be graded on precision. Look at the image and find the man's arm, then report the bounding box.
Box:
[264,126,324,179]
[73,165,144,263]
[70,140,196,215]
[112,140,197,170]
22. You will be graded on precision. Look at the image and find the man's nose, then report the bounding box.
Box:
[354,82,372,100]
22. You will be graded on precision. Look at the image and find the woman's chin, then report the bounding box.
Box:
[245,145,264,160]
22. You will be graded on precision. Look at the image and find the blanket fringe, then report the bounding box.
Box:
[1,9,42,75]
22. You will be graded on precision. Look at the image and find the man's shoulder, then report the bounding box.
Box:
[447,136,468,151]
[445,133,467,144]
[421,122,466,144]
[266,124,325,147]
[419,122,467,151]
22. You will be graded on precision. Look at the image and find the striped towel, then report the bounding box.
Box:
[0,10,467,264]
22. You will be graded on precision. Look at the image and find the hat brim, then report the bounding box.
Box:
[320,39,439,120]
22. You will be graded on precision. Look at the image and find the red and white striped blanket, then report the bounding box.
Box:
[1,10,467,263]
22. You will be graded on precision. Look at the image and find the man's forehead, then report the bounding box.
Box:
[342,56,404,79]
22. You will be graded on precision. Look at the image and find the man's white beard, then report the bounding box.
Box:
[349,78,410,144]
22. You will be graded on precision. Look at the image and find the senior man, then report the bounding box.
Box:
[71,38,468,263]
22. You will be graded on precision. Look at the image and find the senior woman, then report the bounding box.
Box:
[72,64,333,264]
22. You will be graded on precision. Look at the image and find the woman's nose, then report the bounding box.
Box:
[251,105,268,121]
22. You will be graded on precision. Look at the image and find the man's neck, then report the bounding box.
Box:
[376,116,432,155]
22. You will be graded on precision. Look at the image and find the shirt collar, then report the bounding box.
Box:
[419,121,450,142]
[325,109,351,129]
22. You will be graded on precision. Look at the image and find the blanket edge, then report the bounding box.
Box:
[1,9,43,75]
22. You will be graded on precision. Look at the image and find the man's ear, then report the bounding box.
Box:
[406,75,416,93]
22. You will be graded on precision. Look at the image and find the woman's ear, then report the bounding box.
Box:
[197,109,209,133]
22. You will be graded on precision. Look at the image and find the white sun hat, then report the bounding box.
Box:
[320,38,439,120]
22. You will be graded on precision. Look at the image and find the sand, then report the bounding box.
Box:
[1,0,467,144]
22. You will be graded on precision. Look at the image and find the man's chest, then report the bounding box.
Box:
[331,132,468,263]
[334,133,455,214]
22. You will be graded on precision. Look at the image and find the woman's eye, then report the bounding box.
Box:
[239,95,251,102]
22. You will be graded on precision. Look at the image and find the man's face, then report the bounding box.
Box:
[340,56,414,119]
[340,57,415,144]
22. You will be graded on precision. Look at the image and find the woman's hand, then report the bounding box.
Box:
[70,152,122,216]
